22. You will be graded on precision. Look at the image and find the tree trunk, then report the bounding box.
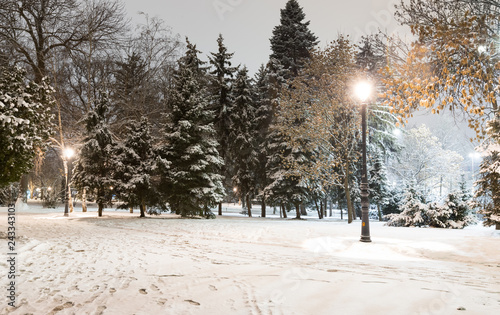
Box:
[82,188,87,212]
[377,204,383,222]
[282,203,287,218]
[98,203,103,217]
[295,203,301,219]
[300,203,307,216]
[68,158,74,213]
[130,207,133,213]
[314,199,323,219]
[329,198,333,217]
[496,222,500,230]
[246,194,252,217]
[20,175,28,203]
[140,200,146,218]
[337,195,343,220]
[218,202,222,216]
[344,165,354,224]
[261,198,266,217]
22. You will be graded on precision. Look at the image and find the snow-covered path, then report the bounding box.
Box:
[1,207,499,315]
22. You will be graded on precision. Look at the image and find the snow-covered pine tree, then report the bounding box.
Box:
[475,115,500,230]
[72,93,116,217]
[253,65,274,217]
[269,0,318,79]
[447,181,476,228]
[368,145,390,221]
[0,66,54,188]
[208,34,237,215]
[113,53,153,133]
[264,0,318,219]
[229,67,259,217]
[428,183,476,229]
[386,186,428,227]
[159,39,224,218]
[264,127,309,219]
[114,117,157,218]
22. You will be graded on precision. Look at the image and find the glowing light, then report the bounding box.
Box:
[355,81,372,102]
[469,152,481,159]
[64,147,75,159]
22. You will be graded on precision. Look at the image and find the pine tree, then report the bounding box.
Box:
[475,115,500,230]
[229,67,259,217]
[269,0,318,78]
[113,53,152,131]
[159,39,224,218]
[72,93,116,217]
[263,0,318,218]
[208,34,238,215]
[253,65,274,217]
[114,117,157,218]
[386,186,428,227]
[0,66,54,187]
[209,34,237,159]
[428,183,476,229]
[264,127,309,219]
[368,145,390,221]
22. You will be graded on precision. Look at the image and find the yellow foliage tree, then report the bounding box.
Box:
[276,37,362,223]
[384,1,500,138]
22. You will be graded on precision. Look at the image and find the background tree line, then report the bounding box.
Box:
[1,0,498,229]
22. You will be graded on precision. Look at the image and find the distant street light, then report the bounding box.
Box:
[233,187,238,205]
[355,81,372,243]
[63,147,75,217]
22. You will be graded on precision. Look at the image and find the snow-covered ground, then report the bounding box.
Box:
[1,203,499,315]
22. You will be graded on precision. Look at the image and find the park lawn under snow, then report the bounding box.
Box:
[0,203,499,315]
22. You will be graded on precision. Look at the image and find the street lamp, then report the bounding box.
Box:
[233,187,238,205]
[355,81,372,243]
[63,147,74,217]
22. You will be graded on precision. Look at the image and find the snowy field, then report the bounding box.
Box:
[1,203,499,315]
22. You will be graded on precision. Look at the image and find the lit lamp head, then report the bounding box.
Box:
[64,147,75,160]
[355,81,372,103]
[469,152,481,159]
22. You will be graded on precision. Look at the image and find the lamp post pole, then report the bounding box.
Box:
[64,157,70,217]
[360,101,371,242]
[63,148,74,217]
[355,81,372,243]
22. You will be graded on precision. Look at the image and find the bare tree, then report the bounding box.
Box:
[0,0,127,83]
[111,13,182,134]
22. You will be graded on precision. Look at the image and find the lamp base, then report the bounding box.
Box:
[360,235,372,243]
